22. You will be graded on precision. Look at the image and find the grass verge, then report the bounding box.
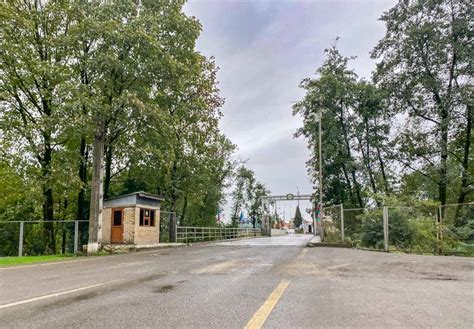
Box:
[0,254,76,267]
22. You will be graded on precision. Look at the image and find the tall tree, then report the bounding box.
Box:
[248,182,269,229]
[293,205,303,229]
[371,0,473,219]
[0,1,76,252]
[294,46,365,208]
[230,166,254,227]
[69,1,206,251]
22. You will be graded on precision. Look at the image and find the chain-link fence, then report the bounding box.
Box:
[341,207,365,244]
[322,205,343,242]
[355,207,385,250]
[322,202,473,255]
[385,205,439,254]
[0,220,89,257]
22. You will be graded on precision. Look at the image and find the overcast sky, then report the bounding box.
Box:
[183,0,396,219]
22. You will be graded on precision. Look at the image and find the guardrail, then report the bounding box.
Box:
[176,226,261,244]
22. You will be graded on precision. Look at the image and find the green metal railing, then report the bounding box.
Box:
[176,226,261,244]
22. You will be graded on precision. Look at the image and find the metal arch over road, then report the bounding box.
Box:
[262,194,313,202]
[262,193,319,236]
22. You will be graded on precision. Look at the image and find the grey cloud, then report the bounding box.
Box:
[183,0,396,217]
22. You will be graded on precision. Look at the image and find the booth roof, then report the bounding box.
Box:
[105,191,165,202]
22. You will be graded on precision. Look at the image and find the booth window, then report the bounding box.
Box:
[140,208,155,227]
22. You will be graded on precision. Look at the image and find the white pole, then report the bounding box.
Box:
[74,220,79,254]
[18,221,24,257]
[340,204,344,242]
[383,206,389,252]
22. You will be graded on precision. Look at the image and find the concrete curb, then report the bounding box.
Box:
[307,242,353,248]
[102,243,186,254]
[306,235,354,248]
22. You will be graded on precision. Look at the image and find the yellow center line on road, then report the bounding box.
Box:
[244,279,291,329]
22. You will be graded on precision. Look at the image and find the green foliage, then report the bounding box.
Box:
[0,1,236,253]
[230,166,269,228]
[0,254,76,267]
[294,0,472,258]
[371,0,473,209]
[359,209,417,250]
[293,46,393,209]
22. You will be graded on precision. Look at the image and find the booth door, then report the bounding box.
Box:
[111,209,124,243]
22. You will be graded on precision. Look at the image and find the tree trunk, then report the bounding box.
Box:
[357,134,378,196]
[41,135,55,254]
[169,160,179,242]
[376,146,390,195]
[104,144,113,199]
[180,194,188,226]
[351,171,364,209]
[338,106,364,208]
[454,104,472,226]
[87,124,105,253]
[340,160,355,205]
[438,106,449,218]
[77,137,88,249]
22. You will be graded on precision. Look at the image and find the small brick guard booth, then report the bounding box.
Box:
[102,192,163,245]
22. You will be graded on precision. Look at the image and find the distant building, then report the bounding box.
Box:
[302,219,314,234]
[288,219,295,229]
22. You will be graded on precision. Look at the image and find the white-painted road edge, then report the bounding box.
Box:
[0,283,106,310]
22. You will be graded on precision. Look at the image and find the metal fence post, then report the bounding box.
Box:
[175,219,178,243]
[18,221,24,257]
[340,204,345,242]
[383,206,389,252]
[74,220,79,254]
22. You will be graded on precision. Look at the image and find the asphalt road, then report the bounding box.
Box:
[1,235,473,328]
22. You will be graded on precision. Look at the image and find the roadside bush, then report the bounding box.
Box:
[359,209,417,250]
[410,218,438,254]
[441,219,474,256]
[359,209,384,249]
[343,209,364,241]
